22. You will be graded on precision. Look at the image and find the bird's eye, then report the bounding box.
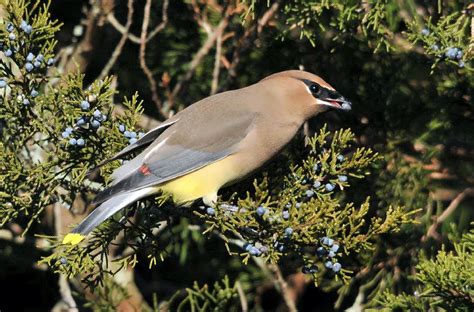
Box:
[309,84,319,93]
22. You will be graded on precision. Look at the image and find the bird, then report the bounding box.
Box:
[62,70,351,245]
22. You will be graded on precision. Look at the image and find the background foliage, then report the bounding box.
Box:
[0,0,473,311]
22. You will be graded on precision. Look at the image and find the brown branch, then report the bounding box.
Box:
[236,281,248,312]
[171,17,229,99]
[98,0,134,80]
[106,0,169,44]
[227,2,279,80]
[210,31,223,95]
[62,1,104,74]
[139,0,163,114]
[53,202,79,312]
[107,13,141,43]
[268,264,297,312]
[423,187,474,241]
[257,1,280,33]
[146,0,169,41]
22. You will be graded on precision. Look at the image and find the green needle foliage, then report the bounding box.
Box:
[375,227,474,310]
[1,0,473,310]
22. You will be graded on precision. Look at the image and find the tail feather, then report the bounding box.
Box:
[63,187,156,244]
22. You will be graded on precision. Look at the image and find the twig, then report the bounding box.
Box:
[63,0,103,74]
[171,17,229,99]
[236,281,248,312]
[107,13,141,43]
[106,0,169,44]
[54,203,79,312]
[98,0,134,80]
[210,31,223,95]
[257,2,280,33]
[147,0,169,41]
[268,264,298,312]
[227,2,279,80]
[139,0,168,115]
[424,187,474,241]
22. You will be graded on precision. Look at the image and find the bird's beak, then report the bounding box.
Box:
[317,96,352,111]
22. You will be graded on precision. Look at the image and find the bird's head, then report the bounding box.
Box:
[260,70,352,117]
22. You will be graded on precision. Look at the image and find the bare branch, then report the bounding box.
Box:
[171,17,229,99]
[62,1,104,74]
[236,281,248,312]
[139,0,163,113]
[147,0,169,41]
[210,31,223,95]
[98,0,134,80]
[227,2,280,80]
[107,13,141,43]
[423,187,474,241]
[106,0,169,44]
[53,202,78,312]
[268,264,298,312]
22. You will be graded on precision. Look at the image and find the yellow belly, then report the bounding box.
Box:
[159,156,240,204]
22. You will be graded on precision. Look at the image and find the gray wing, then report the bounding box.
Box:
[93,109,257,204]
[89,118,178,173]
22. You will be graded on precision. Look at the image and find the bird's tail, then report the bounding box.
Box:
[62,187,156,245]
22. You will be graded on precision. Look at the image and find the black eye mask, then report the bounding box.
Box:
[300,79,341,100]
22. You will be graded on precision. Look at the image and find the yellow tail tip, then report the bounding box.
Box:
[62,233,85,245]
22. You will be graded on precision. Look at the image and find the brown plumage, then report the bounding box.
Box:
[63,70,351,244]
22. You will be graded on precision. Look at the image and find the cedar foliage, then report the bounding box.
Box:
[0,0,472,310]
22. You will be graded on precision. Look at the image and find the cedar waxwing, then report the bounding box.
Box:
[63,70,351,244]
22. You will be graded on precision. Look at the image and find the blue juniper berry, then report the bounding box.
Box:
[26,52,35,62]
[90,119,101,129]
[338,175,347,182]
[332,262,342,272]
[25,62,34,72]
[249,246,261,256]
[256,206,267,216]
[325,183,335,191]
[80,100,90,110]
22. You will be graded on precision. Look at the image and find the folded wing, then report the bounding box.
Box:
[93,109,257,204]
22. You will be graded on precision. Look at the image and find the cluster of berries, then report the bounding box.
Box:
[315,236,342,273]
[61,127,85,147]
[60,100,109,147]
[1,21,55,105]
[309,154,347,193]
[279,154,349,216]
[3,21,54,65]
[422,29,465,68]
[244,242,268,257]
[444,47,464,68]
[24,52,51,72]
[118,124,144,145]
